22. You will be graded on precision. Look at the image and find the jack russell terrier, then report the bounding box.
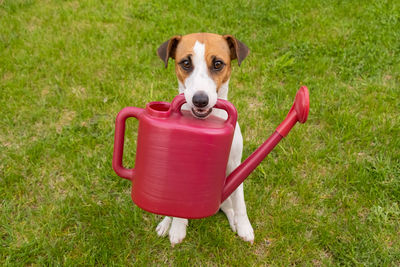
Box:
[155,33,254,246]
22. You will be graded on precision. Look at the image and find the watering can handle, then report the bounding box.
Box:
[112,107,143,180]
[170,94,238,128]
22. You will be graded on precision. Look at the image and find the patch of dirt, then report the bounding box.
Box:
[71,86,87,99]
[2,71,14,81]
[55,110,76,133]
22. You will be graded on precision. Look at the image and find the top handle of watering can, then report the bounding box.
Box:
[112,107,144,180]
[170,94,238,128]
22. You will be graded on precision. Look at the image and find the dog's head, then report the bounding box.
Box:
[157,33,249,118]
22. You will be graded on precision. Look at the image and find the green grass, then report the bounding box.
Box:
[1,0,399,265]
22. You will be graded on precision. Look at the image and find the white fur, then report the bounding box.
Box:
[156,216,171,237]
[157,40,254,246]
[180,42,218,110]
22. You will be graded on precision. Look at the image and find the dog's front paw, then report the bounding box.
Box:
[169,218,188,247]
[235,215,254,244]
[156,217,172,237]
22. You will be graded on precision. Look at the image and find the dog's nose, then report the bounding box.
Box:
[192,91,209,108]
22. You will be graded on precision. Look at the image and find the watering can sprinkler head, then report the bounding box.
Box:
[294,86,309,123]
[276,86,309,137]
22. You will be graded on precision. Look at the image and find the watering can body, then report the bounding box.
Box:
[113,95,238,218]
[113,87,309,219]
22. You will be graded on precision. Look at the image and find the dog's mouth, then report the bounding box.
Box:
[191,108,212,119]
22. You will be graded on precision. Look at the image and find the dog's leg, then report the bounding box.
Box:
[220,198,236,232]
[231,183,254,243]
[156,216,172,237]
[168,217,188,247]
[226,123,254,243]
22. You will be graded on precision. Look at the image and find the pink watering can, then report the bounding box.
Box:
[113,86,309,218]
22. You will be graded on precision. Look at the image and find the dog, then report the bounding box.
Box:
[155,33,254,246]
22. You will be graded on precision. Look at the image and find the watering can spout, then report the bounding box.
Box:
[221,86,309,201]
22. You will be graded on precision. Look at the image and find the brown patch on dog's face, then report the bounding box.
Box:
[157,33,249,95]
[173,33,233,91]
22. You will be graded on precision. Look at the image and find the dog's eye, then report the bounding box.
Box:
[213,60,224,71]
[180,59,192,71]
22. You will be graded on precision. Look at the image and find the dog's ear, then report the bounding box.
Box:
[223,35,249,66]
[157,35,182,68]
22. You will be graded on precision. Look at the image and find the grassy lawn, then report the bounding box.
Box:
[1,0,399,265]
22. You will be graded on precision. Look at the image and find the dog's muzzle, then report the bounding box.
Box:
[191,91,212,118]
[191,107,212,119]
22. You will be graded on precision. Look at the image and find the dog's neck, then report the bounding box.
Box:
[178,80,230,100]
